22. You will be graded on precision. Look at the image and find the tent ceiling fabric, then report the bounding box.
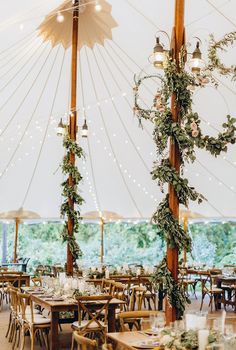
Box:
[38,0,118,50]
[0,0,235,219]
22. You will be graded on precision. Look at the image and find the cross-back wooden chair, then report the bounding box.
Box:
[199,272,223,312]
[71,332,97,350]
[101,280,115,295]
[71,295,112,350]
[179,269,198,299]
[139,277,157,310]
[118,310,164,332]
[129,286,146,311]
[31,277,42,287]
[17,292,51,350]
[6,286,20,348]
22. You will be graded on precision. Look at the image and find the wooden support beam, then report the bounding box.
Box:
[67,0,79,276]
[166,0,185,323]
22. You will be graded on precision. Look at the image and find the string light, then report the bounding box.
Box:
[56,12,65,23]
[88,130,159,202]
[94,2,102,12]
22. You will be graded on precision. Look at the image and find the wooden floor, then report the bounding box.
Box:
[0,293,236,349]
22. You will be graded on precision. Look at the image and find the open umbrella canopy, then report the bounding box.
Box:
[38,0,118,50]
[0,207,40,220]
[0,1,235,220]
[83,210,122,222]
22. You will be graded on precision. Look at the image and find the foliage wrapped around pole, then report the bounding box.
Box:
[134,38,236,318]
[60,134,84,265]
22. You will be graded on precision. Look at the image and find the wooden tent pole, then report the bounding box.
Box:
[166,0,185,323]
[67,0,79,276]
[183,216,188,267]
[13,218,20,263]
[101,219,104,264]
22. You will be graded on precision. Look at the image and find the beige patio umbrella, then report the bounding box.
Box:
[38,0,118,50]
[83,210,122,263]
[0,208,40,263]
[179,209,205,266]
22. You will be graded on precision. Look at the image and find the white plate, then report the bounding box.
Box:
[132,340,160,349]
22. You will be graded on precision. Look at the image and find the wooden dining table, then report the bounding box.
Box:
[107,331,159,350]
[0,272,30,287]
[22,287,126,350]
[215,275,236,310]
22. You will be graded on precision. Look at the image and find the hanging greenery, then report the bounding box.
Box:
[152,258,191,320]
[206,31,236,81]
[134,39,236,318]
[60,134,84,264]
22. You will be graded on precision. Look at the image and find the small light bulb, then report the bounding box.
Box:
[19,24,24,31]
[95,3,102,11]
[57,12,64,23]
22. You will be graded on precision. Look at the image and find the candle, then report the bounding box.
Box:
[185,314,197,330]
[198,329,209,350]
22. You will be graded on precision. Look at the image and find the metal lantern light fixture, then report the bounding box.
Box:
[153,37,165,69]
[57,118,66,136]
[81,119,88,137]
[189,41,204,73]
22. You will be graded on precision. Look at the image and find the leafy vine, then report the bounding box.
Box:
[152,258,191,320]
[134,37,236,317]
[206,31,236,80]
[60,134,84,264]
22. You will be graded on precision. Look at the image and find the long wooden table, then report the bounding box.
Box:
[216,275,236,311]
[0,272,30,287]
[23,287,126,350]
[107,331,157,350]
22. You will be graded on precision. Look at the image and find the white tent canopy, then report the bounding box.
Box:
[0,0,235,219]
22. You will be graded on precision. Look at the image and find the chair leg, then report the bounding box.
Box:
[16,324,21,348]
[30,329,36,350]
[70,332,75,350]
[5,312,12,338]
[200,293,205,311]
[210,295,213,312]
[19,327,25,350]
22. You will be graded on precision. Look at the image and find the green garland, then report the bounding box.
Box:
[134,36,236,318]
[152,258,191,320]
[152,195,191,252]
[60,134,84,264]
[206,31,236,81]
[160,328,219,349]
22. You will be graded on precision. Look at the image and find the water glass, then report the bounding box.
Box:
[141,318,151,331]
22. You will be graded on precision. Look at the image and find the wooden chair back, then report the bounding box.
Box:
[118,310,163,331]
[31,277,42,287]
[8,287,18,313]
[72,332,97,350]
[129,286,146,311]
[199,272,212,292]
[102,344,113,350]
[101,279,115,294]
[17,292,34,322]
[0,266,8,271]
[77,295,112,333]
